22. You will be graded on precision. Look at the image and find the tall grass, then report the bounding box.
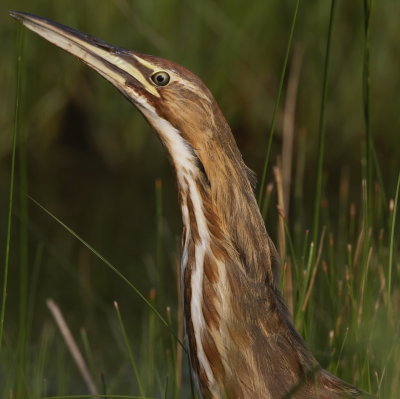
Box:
[362,0,373,224]
[1,1,399,398]
[311,0,336,247]
[0,24,24,352]
[257,0,300,208]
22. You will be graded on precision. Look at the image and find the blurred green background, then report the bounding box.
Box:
[1,0,399,397]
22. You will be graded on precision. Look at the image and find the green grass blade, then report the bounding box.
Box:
[257,0,301,207]
[114,301,145,397]
[312,0,337,245]
[387,172,400,306]
[155,178,164,279]
[16,23,29,398]
[0,24,24,352]
[363,0,374,224]
[29,197,186,353]
[334,327,349,375]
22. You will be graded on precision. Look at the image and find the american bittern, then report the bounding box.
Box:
[11,11,373,399]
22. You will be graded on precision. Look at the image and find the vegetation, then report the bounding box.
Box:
[1,0,399,398]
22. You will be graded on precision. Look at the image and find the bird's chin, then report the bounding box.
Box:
[117,86,151,111]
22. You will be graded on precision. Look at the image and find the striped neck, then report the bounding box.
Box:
[142,105,279,397]
[144,110,222,395]
[151,115,219,394]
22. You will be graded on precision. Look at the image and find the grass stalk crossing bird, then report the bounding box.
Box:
[10,11,373,398]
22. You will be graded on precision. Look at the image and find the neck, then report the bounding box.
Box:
[184,115,277,284]
[148,107,282,396]
[146,104,279,283]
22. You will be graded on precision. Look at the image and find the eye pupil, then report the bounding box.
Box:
[151,71,170,86]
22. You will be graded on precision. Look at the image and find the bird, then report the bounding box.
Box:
[10,11,373,399]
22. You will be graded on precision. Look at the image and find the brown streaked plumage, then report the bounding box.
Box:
[10,11,373,398]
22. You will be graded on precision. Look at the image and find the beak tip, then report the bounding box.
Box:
[9,10,39,25]
[8,10,21,19]
[9,10,23,20]
[9,10,18,19]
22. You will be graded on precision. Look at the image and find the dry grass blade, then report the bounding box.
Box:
[46,299,99,397]
[274,164,287,260]
[302,228,326,312]
[357,247,372,326]
[274,164,294,313]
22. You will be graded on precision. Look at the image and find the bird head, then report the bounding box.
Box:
[9,11,230,177]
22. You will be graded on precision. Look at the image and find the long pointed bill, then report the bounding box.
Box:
[9,11,160,98]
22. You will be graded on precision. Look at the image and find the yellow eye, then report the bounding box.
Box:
[151,71,170,86]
